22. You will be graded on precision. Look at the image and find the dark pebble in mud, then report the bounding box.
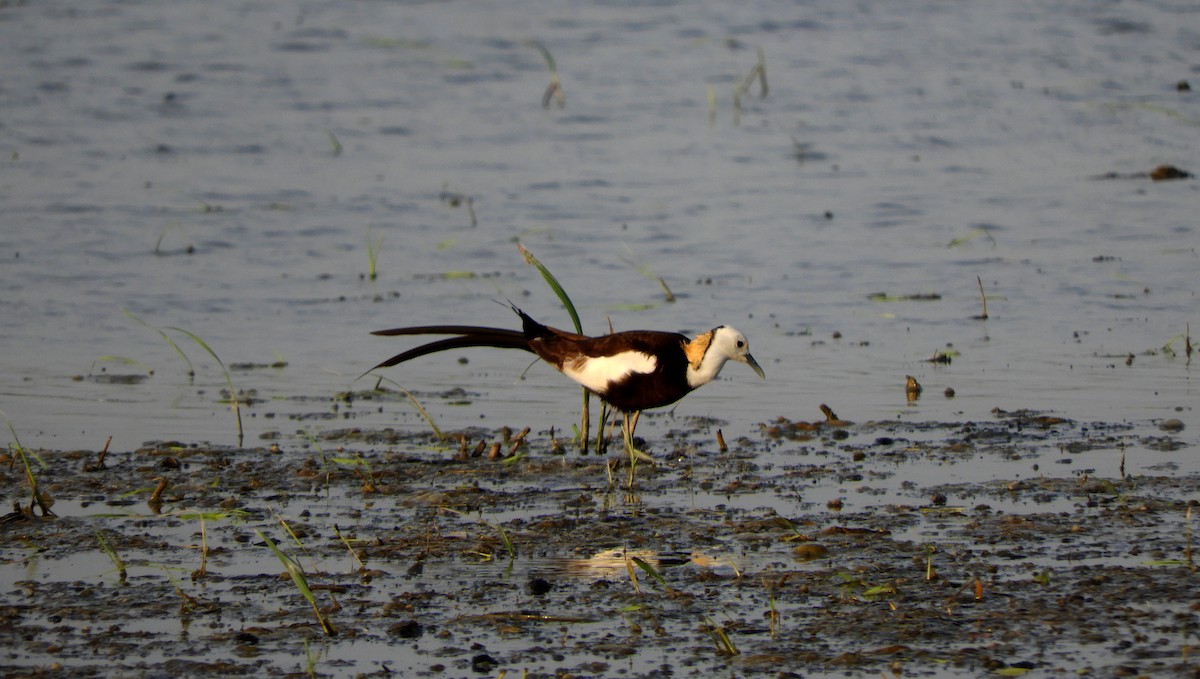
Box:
[471,654,499,672]
[234,631,259,645]
[1159,418,1185,432]
[792,543,829,560]
[527,577,552,595]
[388,620,423,639]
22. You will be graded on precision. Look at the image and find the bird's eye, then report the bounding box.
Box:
[736,340,745,348]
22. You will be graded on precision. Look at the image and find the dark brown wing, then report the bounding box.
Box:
[530,330,693,412]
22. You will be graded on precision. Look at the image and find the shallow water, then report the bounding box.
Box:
[2,0,1196,451]
[1,0,1198,675]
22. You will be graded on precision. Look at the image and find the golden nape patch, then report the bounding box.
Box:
[683,330,715,369]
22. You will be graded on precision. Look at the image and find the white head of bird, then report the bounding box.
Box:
[685,325,764,389]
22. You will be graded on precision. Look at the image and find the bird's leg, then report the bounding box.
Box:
[622,410,653,489]
[601,407,621,455]
[627,410,641,439]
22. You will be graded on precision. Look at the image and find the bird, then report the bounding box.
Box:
[369,304,764,451]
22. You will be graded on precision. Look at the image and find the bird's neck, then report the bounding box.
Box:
[686,352,728,389]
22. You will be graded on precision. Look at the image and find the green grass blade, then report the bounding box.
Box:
[518,243,581,333]
[518,243,591,450]
[370,376,444,440]
[256,529,337,636]
[495,522,516,559]
[122,307,194,376]
[163,326,243,446]
[524,39,557,73]
[95,530,128,582]
[7,422,52,516]
[630,556,668,589]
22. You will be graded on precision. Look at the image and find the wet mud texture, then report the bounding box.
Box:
[2,409,1197,678]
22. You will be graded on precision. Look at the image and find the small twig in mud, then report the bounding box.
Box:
[84,435,113,472]
[148,477,169,510]
[974,276,989,320]
[508,426,531,454]
[819,403,847,426]
[716,429,727,453]
[1187,323,1193,364]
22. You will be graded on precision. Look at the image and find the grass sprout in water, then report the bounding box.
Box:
[365,225,382,280]
[257,528,338,637]
[122,307,194,376]
[7,422,54,518]
[94,530,127,583]
[123,308,244,445]
[367,376,443,441]
[164,326,244,447]
[525,39,564,108]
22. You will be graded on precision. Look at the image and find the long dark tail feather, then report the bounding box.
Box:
[369,326,532,371]
[371,325,520,338]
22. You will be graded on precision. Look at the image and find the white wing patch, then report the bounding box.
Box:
[561,351,657,393]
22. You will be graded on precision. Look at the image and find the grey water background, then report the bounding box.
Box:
[1,0,1196,459]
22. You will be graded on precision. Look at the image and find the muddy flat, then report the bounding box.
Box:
[3,404,1196,677]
